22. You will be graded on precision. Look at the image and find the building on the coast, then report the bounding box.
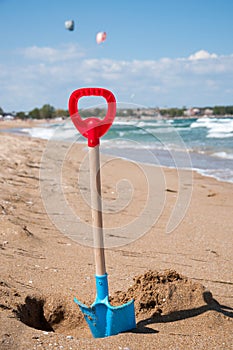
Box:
[2,114,15,120]
[184,108,201,117]
[204,108,214,116]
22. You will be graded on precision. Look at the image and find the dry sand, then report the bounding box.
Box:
[0,125,232,349]
[0,119,49,130]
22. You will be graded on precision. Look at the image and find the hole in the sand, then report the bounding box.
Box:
[14,294,84,336]
[15,296,54,331]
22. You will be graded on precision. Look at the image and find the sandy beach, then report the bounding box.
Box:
[0,125,232,349]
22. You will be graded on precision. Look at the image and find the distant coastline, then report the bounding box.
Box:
[0,113,233,125]
[1,104,233,121]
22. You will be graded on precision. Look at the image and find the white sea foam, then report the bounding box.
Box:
[207,131,233,138]
[137,120,170,128]
[190,116,214,128]
[101,139,191,154]
[194,167,233,183]
[21,127,55,139]
[101,139,156,149]
[211,152,233,160]
[113,120,138,126]
[191,117,233,139]
[114,119,172,128]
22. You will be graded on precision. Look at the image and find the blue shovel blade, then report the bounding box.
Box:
[74,274,136,338]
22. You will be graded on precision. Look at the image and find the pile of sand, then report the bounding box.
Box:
[110,269,214,321]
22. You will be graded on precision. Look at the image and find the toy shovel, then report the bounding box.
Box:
[68,87,136,338]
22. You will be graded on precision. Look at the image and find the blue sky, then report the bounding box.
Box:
[0,0,233,112]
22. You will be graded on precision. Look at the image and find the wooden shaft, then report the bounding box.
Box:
[89,145,106,276]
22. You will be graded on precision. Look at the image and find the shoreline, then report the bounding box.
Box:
[0,132,232,349]
[1,118,233,185]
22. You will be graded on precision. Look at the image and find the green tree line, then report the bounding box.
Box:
[0,104,69,119]
[26,104,69,119]
[212,105,233,115]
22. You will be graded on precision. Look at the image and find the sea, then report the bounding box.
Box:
[6,115,233,183]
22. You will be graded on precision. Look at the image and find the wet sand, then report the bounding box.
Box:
[0,130,232,349]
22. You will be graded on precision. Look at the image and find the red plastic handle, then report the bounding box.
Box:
[69,87,116,147]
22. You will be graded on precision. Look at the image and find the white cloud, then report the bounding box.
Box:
[188,50,217,60]
[1,46,233,111]
[20,43,85,62]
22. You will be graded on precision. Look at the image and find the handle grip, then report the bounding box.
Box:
[69,87,116,147]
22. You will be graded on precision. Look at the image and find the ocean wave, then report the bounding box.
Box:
[101,140,192,154]
[113,120,138,126]
[21,127,56,139]
[191,117,233,139]
[207,132,233,138]
[113,119,174,128]
[193,167,233,183]
[211,152,233,160]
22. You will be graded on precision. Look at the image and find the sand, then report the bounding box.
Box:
[0,119,49,130]
[0,128,232,349]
